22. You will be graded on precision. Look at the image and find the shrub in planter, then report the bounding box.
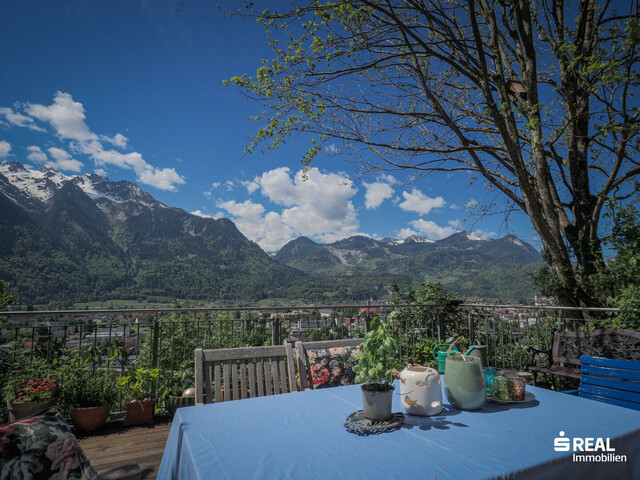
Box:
[118,368,159,426]
[59,369,119,433]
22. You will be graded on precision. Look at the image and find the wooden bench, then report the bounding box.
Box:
[526,328,640,388]
[292,338,364,390]
[577,355,640,410]
[194,344,298,405]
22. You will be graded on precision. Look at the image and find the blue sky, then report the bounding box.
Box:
[0,1,538,252]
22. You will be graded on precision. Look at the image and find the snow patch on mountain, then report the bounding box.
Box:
[0,161,164,210]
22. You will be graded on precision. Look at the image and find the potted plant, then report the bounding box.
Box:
[353,317,403,420]
[4,376,59,422]
[117,367,159,426]
[163,368,195,417]
[59,368,119,433]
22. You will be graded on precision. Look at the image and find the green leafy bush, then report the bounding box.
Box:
[118,368,160,402]
[59,369,119,414]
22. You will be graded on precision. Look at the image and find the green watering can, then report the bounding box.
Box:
[433,344,484,373]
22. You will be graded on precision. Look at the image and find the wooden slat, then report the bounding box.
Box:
[248,362,256,397]
[581,374,640,394]
[222,363,230,402]
[202,346,293,362]
[270,357,279,395]
[195,348,204,405]
[214,363,221,403]
[278,357,287,393]
[205,364,213,404]
[262,359,271,395]
[294,341,309,390]
[580,392,640,411]
[285,341,297,393]
[257,361,265,397]
[240,362,248,400]
[231,362,239,401]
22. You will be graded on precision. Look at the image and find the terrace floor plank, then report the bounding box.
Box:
[77,418,172,479]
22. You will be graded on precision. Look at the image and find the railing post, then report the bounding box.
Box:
[272,316,281,346]
[467,311,475,345]
[437,312,444,341]
[151,312,160,369]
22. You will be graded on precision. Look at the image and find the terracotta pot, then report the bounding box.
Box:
[7,398,56,422]
[165,395,195,416]
[123,399,155,426]
[361,385,394,420]
[70,403,112,433]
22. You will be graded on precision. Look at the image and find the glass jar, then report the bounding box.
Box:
[493,372,510,400]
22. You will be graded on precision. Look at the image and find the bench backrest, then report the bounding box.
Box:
[552,331,587,366]
[293,338,364,390]
[579,355,640,411]
[194,344,298,405]
[552,328,640,366]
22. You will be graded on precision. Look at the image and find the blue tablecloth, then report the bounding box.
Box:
[158,380,640,479]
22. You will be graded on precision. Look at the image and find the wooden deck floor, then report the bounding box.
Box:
[77,418,172,479]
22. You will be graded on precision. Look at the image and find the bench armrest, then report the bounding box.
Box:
[526,345,552,369]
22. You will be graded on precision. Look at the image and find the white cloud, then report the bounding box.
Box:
[409,219,459,240]
[27,146,47,163]
[241,179,260,194]
[47,147,83,172]
[449,203,461,210]
[466,198,479,208]
[0,141,11,158]
[100,133,128,148]
[324,144,340,155]
[211,182,221,188]
[216,167,360,251]
[94,168,108,177]
[0,107,45,132]
[363,181,394,209]
[191,209,223,220]
[21,92,185,191]
[218,199,265,218]
[398,188,446,215]
[381,174,400,186]
[396,227,417,239]
[26,92,97,142]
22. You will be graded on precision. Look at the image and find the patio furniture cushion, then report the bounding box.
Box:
[307,345,361,389]
[0,407,99,480]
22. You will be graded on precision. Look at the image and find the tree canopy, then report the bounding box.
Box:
[227,0,640,308]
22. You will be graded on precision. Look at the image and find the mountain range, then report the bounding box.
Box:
[0,162,542,306]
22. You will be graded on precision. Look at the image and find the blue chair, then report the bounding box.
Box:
[577,355,640,411]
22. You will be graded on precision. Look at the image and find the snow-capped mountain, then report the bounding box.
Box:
[0,161,301,306]
[0,162,163,213]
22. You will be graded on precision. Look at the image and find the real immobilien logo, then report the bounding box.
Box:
[554,431,628,463]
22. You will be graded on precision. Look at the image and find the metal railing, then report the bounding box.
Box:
[2,302,632,422]
[1,303,626,373]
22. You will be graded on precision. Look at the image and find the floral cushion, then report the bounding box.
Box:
[0,407,98,480]
[307,346,361,389]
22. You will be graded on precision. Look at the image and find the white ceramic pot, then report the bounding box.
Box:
[399,365,443,416]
